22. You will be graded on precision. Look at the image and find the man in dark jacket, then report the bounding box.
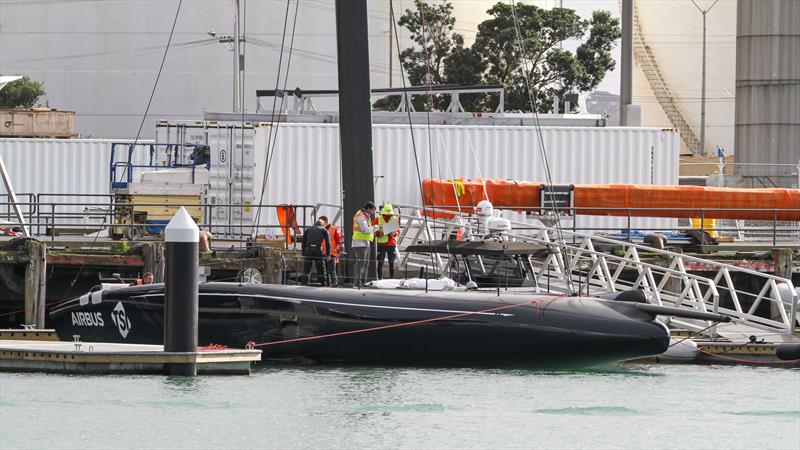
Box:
[301,219,331,285]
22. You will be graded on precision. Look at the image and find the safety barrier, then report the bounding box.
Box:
[389,204,798,342]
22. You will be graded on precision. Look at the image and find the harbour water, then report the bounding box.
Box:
[1,364,798,449]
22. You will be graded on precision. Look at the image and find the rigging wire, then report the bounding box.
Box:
[389,0,438,276]
[417,1,438,204]
[251,0,298,237]
[508,0,575,294]
[128,0,183,162]
[258,0,300,234]
[69,0,183,292]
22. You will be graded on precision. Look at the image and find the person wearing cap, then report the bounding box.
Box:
[301,219,331,286]
[374,204,400,279]
[351,201,378,287]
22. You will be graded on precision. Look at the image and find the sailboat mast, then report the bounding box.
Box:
[334,0,374,251]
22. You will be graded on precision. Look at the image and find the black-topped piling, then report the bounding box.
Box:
[164,207,199,376]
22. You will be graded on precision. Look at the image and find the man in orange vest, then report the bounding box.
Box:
[319,215,343,287]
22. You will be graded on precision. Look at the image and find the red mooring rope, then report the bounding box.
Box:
[247,296,563,348]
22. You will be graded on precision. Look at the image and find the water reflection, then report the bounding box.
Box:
[162,374,206,393]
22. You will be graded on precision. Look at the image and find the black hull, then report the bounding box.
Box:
[50,283,670,367]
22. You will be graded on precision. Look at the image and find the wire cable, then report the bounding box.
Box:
[67,0,182,292]
[389,0,438,276]
[251,0,298,237]
[509,0,575,294]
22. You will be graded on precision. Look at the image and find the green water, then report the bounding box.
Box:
[1,364,798,449]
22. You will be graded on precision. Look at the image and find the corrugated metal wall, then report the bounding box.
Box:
[253,124,680,234]
[734,0,800,184]
[0,139,149,219]
[1,126,680,235]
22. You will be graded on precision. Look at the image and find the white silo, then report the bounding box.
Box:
[632,0,736,155]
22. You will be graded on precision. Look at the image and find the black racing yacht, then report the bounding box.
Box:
[49,280,727,367]
[48,2,728,368]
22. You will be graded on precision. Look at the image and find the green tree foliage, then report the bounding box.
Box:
[382,1,620,113]
[0,76,46,109]
[374,1,484,111]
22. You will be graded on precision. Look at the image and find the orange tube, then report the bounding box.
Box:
[421,179,800,221]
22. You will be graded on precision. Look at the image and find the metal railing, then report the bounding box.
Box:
[2,196,798,245]
[388,204,798,342]
[0,196,320,245]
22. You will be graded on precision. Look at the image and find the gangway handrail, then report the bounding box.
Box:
[390,203,798,341]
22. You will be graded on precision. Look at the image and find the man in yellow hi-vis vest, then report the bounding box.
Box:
[351,201,378,287]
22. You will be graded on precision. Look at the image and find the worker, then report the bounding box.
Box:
[199,229,213,253]
[375,204,400,279]
[132,272,154,286]
[301,219,331,286]
[319,215,343,287]
[351,201,378,288]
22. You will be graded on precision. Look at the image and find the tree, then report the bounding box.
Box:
[383,1,620,113]
[374,0,484,112]
[0,76,46,109]
[472,3,620,112]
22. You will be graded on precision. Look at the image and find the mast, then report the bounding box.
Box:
[334,0,374,252]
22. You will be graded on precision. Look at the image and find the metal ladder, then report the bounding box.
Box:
[391,204,799,343]
[631,3,701,152]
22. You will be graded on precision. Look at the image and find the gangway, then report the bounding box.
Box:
[382,204,798,343]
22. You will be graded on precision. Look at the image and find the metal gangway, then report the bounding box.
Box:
[387,204,799,343]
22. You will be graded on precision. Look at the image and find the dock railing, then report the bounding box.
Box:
[2,196,798,245]
[389,203,798,342]
[0,196,319,244]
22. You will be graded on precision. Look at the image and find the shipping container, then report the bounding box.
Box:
[0,138,150,224]
[155,122,255,235]
[252,123,680,234]
[0,110,76,138]
[1,124,680,237]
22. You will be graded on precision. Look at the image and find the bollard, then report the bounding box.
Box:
[164,207,199,376]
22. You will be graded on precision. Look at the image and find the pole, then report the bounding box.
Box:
[691,0,718,156]
[335,0,375,252]
[700,10,707,156]
[619,0,633,126]
[388,10,393,88]
[164,207,199,376]
[0,155,30,237]
[233,0,241,113]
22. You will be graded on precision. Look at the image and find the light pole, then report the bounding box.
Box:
[233,0,242,114]
[691,0,719,157]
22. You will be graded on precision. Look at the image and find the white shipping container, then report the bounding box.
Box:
[252,123,680,233]
[1,124,680,237]
[155,123,255,235]
[0,138,151,222]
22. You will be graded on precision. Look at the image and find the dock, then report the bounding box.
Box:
[0,339,261,375]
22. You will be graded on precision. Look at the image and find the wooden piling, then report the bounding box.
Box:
[141,242,165,283]
[24,240,46,328]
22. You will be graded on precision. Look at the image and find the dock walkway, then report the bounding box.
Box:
[0,339,261,375]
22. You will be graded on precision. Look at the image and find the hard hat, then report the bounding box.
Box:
[381,204,394,215]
